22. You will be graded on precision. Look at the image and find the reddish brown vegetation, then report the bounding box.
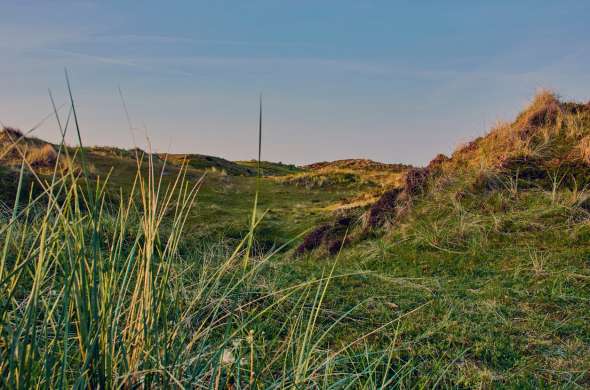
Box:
[295,224,331,255]
[326,237,350,255]
[296,164,437,256]
[367,188,402,228]
[403,167,431,197]
[561,101,590,115]
[295,213,354,256]
[364,167,434,230]
[296,91,590,258]
[497,155,547,181]
[517,97,562,140]
[427,154,449,170]
[523,99,561,128]
[1,127,24,140]
[453,137,483,158]
[296,164,435,256]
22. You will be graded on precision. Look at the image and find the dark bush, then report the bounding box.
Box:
[367,188,402,228]
[295,224,331,256]
[404,168,431,196]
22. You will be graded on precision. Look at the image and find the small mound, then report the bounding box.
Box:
[164,153,255,176]
[305,159,410,172]
[296,166,432,257]
[28,144,58,168]
[0,127,24,140]
[0,127,87,174]
[88,146,147,160]
[129,147,146,156]
[295,213,355,256]
[1,127,58,168]
[515,91,562,139]
[295,224,331,255]
[361,168,433,231]
[427,153,449,170]
[235,160,302,176]
[277,170,375,189]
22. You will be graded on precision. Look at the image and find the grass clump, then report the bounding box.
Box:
[277,169,378,189]
[27,143,58,167]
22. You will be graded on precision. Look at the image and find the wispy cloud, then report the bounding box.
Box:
[29,47,491,81]
[32,49,401,78]
[92,33,321,48]
[42,48,138,67]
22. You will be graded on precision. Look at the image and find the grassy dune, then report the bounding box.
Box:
[0,91,589,387]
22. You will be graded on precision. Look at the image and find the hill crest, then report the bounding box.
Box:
[305,158,412,172]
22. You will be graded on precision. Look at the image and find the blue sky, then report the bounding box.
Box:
[1,1,589,165]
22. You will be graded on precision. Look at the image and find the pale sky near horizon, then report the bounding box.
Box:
[1,1,589,165]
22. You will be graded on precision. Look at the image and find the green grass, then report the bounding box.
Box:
[165,153,256,176]
[275,170,378,189]
[277,182,590,387]
[3,147,588,387]
[235,160,303,176]
[83,152,358,246]
[189,174,364,243]
[0,151,422,388]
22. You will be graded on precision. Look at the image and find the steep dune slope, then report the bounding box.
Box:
[286,92,590,387]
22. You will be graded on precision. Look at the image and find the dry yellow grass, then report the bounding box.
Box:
[27,144,58,167]
[575,135,590,164]
[445,91,590,172]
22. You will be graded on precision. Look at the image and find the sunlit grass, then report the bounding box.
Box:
[0,86,423,388]
[1,86,589,388]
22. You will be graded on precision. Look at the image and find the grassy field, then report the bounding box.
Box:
[281,183,590,386]
[84,151,373,245]
[1,91,589,388]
